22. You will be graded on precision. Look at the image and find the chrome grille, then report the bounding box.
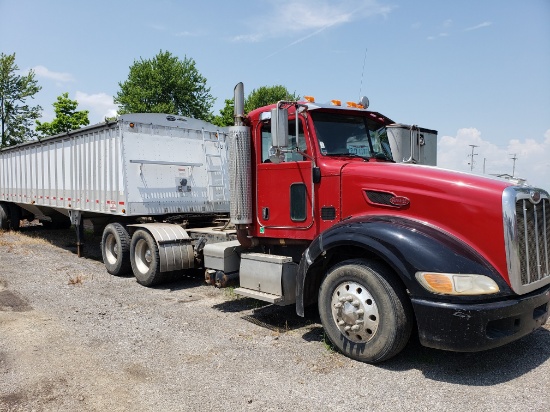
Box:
[516,198,550,284]
[504,186,550,294]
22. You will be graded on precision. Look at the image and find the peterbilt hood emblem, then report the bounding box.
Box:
[389,196,410,207]
[530,190,542,204]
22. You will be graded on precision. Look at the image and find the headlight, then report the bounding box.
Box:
[415,272,500,295]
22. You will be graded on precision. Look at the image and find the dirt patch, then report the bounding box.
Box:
[0,290,32,312]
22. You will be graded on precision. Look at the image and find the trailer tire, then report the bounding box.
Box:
[101,223,132,276]
[130,229,164,286]
[8,204,21,231]
[0,203,9,230]
[318,259,412,363]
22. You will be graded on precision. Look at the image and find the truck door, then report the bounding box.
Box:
[256,117,314,238]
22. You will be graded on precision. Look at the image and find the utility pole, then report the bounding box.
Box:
[510,153,518,177]
[468,145,479,171]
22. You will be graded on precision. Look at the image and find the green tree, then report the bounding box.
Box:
[114,50,214,121]
[211,98,234,127]
[0,52,42,148]
[212,85,299,127]
[36,92,89,136]
[244,85,299,114]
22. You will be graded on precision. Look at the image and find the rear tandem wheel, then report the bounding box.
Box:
[101,223,132,276]
[130,229,165,286]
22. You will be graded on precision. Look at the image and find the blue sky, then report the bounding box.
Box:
[1,0,549,188]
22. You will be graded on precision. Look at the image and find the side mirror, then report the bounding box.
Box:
[271,107,289,148]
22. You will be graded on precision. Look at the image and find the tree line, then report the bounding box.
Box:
[0,50,298,149]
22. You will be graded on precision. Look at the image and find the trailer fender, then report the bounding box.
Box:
[296,215,506,316]
[127,223,194,272]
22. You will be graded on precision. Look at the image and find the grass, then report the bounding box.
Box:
[0,230,51,247]
[321,332,336,353]
[223,286,238,299]
[68,274,84,285]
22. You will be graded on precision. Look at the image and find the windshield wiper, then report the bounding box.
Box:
[371,152,395,162]
[326,153,371,161]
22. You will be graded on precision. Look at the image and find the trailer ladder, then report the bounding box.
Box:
[202,129,226,202]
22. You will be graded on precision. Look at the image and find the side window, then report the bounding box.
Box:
[261,119,307,163]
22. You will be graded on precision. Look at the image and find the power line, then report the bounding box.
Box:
[468,144,479,171]
[510,153,518,176]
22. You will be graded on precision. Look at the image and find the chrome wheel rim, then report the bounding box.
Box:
[331,281,379,343]
[105,234,118,265]
[134,239,152,274]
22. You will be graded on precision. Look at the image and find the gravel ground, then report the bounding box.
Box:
[1,226,549,412]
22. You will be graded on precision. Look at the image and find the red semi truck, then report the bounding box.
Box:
[214,83,550,362]
[1,82,549,363]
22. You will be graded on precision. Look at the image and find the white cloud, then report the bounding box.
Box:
[148,23,166,31]
[465,21,492,31]
[32,65,75,83]
[75,91,118,123]
[437,128,550,190]
[427,32,449,40]
[232,0,394,43]
[174,31,198,37]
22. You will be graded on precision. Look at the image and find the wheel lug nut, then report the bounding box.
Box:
[344,326,351,331]
[355,319,364,324]
[337,320,345,326]
[351,325,360,331]
[352,300,360,307]
[356,309,364,315]
[334,302,343,309]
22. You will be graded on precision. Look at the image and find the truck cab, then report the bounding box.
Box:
[204,84,550,363]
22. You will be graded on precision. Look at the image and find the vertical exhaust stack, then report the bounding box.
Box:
[234,82,245,126]
[229,83,252,226]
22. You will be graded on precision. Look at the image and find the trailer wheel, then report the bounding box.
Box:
[0,203,9,230]
[8,204,21,231]
[130,229,164,286]
[318,259,412,363]
[101,223,131,276]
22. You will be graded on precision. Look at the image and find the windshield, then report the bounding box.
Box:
[310,111,393,161]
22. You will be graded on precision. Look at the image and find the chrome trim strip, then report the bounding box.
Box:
[523,199,530,284]
[544,201,549,276]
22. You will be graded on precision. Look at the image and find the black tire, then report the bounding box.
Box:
[101,223,132,276]
[0,203,9,230]
[8,204,21,231]
[130,229,165,286]
[318,259,412,363]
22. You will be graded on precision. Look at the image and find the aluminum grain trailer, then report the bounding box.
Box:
[0,113,234,284]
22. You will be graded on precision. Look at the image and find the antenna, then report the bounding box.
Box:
[358,48,368,100]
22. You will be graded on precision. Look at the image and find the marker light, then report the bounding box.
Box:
[304,96,315,102]
[347,101,358,108]
[330,99,342,106]
[416,272,500,295]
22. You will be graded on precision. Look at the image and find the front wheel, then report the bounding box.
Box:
[318,259,412,363]
[130,229,164,286]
